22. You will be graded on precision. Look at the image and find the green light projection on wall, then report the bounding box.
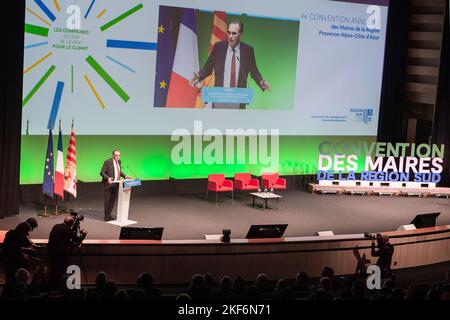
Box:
[20,135,375,184]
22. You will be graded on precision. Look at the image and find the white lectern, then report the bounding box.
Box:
[107,179,139,226]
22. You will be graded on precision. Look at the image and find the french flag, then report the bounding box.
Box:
[166,8,199,108]
[54,127,64,199]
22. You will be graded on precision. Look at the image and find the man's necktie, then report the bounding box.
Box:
[115,161,120,180]
[230,49,236,87]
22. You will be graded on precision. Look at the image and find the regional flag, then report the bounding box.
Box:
[208,11,227,53]
[64,125,77,198]
[54,126,64,199]
[166,8,200,108]
[42,129,54,198]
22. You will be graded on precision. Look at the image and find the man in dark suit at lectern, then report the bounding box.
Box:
[100,149,131,221]
[191,20,271,109]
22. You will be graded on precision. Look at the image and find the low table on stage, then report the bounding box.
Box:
[108,179,141,227]
[250,192,282,210]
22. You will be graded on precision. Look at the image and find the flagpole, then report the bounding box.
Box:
[40,194,49,217]
[65,192,71,213]
[55,198,62,215]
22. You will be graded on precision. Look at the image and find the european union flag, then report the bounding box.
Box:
[42,129,54,198]
[153,6,177,107]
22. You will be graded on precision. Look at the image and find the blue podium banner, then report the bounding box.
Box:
[201,87,253,104]
[124,179,141,190]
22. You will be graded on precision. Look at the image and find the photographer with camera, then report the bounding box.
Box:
[1,219,40,299]
[47,214,87,289]
[23,218,46,254]
[369,233,394,278]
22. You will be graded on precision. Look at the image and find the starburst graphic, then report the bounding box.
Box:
[23,0,157,128]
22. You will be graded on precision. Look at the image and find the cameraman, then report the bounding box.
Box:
[371,233,394,278]
[47,215,87,289]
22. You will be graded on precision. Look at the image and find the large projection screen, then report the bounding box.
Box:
[20,0,389,184]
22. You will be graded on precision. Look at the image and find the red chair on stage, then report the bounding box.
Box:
[234,173,259,199]
[205,174,233,204]
[261,173,286,191]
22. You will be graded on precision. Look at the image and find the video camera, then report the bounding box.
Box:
[69,211,86,246]
[70,211,85,230]
[364,232,378,241]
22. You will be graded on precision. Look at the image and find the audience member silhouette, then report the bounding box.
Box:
[136,272,161,299]
[232,275,249,300]
[28,266,49,297]
[215,276,233,300]
[271,279,288,300]
[181,274,208,300]
[291,272,311,293]
[254,273,273,295]
[351,279,369,300]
